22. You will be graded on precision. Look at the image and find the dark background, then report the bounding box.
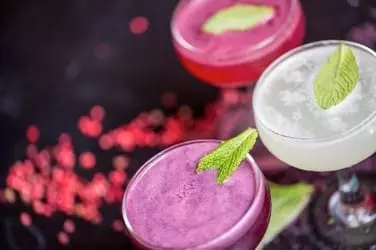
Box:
[0,0,375,249]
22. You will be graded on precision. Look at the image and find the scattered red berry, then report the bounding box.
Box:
[99,134,113,150]
[26,125,40,143]
[63,219,75,234]
[32,200,45,215]
[112,219,124,232]
[4,188,16,203]
[109,170,127,186]
[90,105,105,121]
[148,109,165,126]
[59,133,72,145]
[56,148,76,169]
[78,116,102,137]
[20,212,32,226]
[79,152,96,169]
[115,130,135,151]
[112,155,129,170]
[57,231,70,245]
[129,16,149,35]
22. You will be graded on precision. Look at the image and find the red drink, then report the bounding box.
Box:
[171,0,305,87]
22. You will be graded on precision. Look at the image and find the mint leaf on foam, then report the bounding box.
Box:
[202,4,275,35]
[314,43,360,110]
[196,128,258,184]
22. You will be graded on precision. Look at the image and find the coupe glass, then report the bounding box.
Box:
[253,40,376,248]
[171,0,305,140]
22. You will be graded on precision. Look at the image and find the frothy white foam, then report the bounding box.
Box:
[255,43,376,139]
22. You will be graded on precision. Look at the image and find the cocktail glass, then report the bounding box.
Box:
[253,40,376,248]
[122,140,271,249]
[171,0,305,141]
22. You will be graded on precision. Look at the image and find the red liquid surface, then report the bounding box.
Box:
[172,0,305,87]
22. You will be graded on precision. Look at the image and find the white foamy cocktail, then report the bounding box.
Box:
[253,40,376,172]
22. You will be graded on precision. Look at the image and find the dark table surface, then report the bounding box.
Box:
[1,0,376,249]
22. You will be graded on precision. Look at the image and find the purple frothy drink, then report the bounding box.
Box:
[122,140,271,249]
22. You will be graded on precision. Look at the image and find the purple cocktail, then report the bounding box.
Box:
[122,140,270,249]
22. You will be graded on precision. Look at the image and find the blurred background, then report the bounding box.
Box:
[1,0,376,249]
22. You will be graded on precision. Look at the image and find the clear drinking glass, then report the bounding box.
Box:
[253,40,376,248]
[122,140,271,249]
[171,0,306,141]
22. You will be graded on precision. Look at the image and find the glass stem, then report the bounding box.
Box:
[337,168,363,205]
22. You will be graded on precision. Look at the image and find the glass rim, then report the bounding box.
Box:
[170,0,301,65]
[121,139,267,249]
[253,40,376,143]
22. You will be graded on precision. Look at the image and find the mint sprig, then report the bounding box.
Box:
[196,128,258,184]
[314,43,359,110]
[202,4,275,35]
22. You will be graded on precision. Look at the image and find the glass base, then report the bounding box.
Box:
[329,191,376,228]
[302,173,376,249]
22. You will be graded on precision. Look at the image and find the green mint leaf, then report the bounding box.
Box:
[257,182,314,249]
[196,128,258,184]
[314,43,360,110]
[202,4,275,35]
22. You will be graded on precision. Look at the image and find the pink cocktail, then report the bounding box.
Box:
[122,140,270,249]
[171,0,305,87]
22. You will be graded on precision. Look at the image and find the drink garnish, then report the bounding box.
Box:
[196,128,258,184]
[257,182,314,248]
[202,4,275,35]
[314,43,359,110]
